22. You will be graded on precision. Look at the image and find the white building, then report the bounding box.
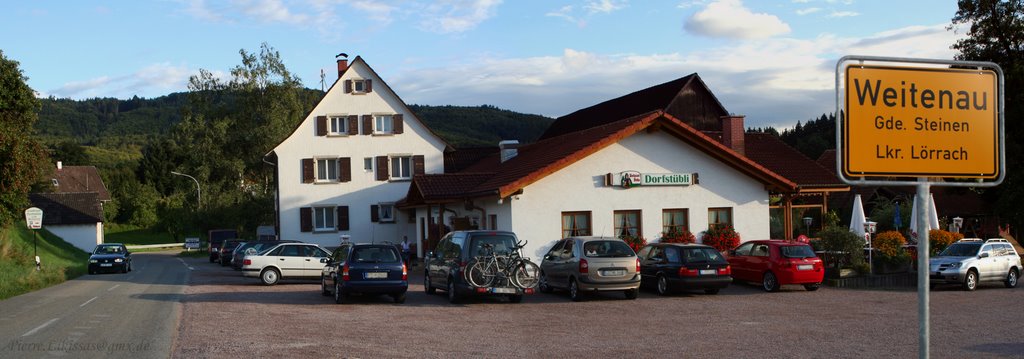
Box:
[29,163,110,252]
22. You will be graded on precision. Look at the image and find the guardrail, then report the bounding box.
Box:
[126,243,186,250]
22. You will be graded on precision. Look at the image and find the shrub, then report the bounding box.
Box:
[619,234,647,254]
[928,229,956,255]
[816,226,867,269]
[950,231,964,242]
[873,230,910,266]
[660,228,695,244]
[702,226,741,253]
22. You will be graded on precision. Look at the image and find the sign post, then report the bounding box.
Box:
[25,207,43,271]
[837,56,1004,359]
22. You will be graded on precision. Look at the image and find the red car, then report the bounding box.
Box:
[727,240,824,292]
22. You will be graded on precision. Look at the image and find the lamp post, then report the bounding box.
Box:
[952,217,963,233]
[802,217,813,236]
[864,220,877,275]
[170,171,201,209]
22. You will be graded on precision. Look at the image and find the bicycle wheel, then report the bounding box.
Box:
[511,260,541,289]
[466,260,497,288]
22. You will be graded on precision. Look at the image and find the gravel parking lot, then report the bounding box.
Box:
[172,257,1022,358]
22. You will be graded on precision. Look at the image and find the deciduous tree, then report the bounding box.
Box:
[0,50,48,226]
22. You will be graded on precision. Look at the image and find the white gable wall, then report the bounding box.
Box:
[49,223,104,253]
[506,130,771,259]
[273,59,447,247]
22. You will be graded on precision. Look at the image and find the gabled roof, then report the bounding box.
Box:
[50,166,110,201]
[29,192,103,225]
[740,133,846,190]
[540,74,728,139]
[402,111,796,204]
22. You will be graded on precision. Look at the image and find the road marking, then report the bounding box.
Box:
[80,296,99,308]
[22,318,59,337]
[108,284,121,291]
[177,258,195,270]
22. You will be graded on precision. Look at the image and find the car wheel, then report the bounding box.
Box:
[424,273,436,295]
[509,294,524,303]
[447,279,460,304]
[1005,268,1019,288]
[393,292,407,304]
[656,275,670,296]
[88,268,94,275]
[804,284,820,292]
[624,287,639,300]
[121,264,129,273]
[704,288,720,295]
[334,281,345,304]
[321,276,331,296]
[569,278,583,302]
[762,272,780,292]
[963,269,978,291]
[260,268,280,286]
[538,272,553,293]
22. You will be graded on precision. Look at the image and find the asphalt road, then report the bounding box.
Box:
[0,252,189,359]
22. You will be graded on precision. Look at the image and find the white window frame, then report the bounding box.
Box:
[363,157,373,172]
[313,205,337,232]
[352,79,367,93]
[389,155,412,180]
[378,203,395,223]
[374,114,394,135]
[328,115,349,136]
[315,157,340,183]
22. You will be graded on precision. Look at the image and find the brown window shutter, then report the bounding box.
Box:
[347,115,359,135]
[413,155,425,175]
[393,114,404,134]
[301,158,314,183]
[339,157,351,182]
[300,207,312,232]
[370,205,380,222]
[365,79,372,93]
[375,156,389,181]
[344,80,352,94]
[316,116,327,136]
[362,115,374,135]
[337,206,349,231]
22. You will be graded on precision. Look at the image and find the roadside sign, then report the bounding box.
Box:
[25,207,43,230]
[836,56,1004,187]
[184,237,201,250]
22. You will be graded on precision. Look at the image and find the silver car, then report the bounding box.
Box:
[929,238,1021,291]
[538,237,641,301]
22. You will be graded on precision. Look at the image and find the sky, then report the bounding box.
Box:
[1,0,964,130]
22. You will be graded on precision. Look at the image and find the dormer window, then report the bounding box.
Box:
[344,79,372,94]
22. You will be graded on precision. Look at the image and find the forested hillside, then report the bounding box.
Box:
[409,104,553,147]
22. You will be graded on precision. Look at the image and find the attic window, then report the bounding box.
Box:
[52,179,59,186]
[344,79,372,94]
[353,80,366,93]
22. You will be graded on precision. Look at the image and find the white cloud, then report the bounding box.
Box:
[827,10,858,18]
[418,0,502,34]
[236,0,309,24]
[48,63,196,99]
[181,0,224,22]
[684,0,791,40]
[546,5,586,27]
[585,0,627,14]
[796,7,821,15]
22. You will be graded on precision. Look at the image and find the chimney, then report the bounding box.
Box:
[336,53,349,78]
[720,115,745,156]
[57,161,63,170]
[499,140,520,163]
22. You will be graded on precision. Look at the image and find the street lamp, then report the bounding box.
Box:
[170,171,201,209]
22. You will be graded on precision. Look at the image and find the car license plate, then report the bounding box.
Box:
[100,263,112,267]
[699,269,716,275]
[364,272,388,279]
[798,264,813,271]
[491,287,516,294]
[602,270,625,276]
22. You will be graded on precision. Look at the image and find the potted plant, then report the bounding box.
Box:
[660,228,696,244]
[701,226,740,253]
[815,226,867,278]
[619,234,647,254]
[873,230,911,273]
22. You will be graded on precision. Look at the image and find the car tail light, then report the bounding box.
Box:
[243,259,251,266]
[718,265,731,275]
[679,267,699,277]
[341,263,350,281]
[401,263,408,280]
[525,288,535,294]
[476,287,488,293]
[579,259,589,274]
[635,258,641,273]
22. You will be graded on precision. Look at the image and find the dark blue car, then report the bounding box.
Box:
[322,243,408,304]
[88,243,132,274]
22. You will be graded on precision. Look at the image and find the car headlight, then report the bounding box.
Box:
[948,262,961,268]
[90,259,98,263]
[114,258,123,263]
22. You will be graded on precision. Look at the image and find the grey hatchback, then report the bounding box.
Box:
[538,237,641,301]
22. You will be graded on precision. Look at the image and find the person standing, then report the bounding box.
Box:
[401,235,411,266]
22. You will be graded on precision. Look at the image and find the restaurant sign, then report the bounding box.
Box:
[606,171,697,189]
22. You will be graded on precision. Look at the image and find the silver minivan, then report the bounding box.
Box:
[930,238,1021,291]
[538,237,641,301]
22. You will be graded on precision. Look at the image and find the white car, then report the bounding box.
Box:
[242,242,331,285]
[930,238,1021,291]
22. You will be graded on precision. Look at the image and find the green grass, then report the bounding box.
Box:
[0,225,90,300]
[105,223,177,246]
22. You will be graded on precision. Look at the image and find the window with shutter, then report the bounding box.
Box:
[393,114,404,134]
[337,206,349,231]
[373,115,394,134]
[313,206,337,231]
[300,207,312,232]
[375,156,389,181]
[328,115,349,136]
[315,158,339,182]
[316,116,327,136]
[339,157,351,182]
[389,155,412,180]
[370,205,380,222]
[302,158,314,183]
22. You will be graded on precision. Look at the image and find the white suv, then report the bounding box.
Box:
[930,238,1021,291]
[241,242,330,285]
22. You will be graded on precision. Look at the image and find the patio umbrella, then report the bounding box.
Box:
[850,194,866,237]
[909,193,941,241]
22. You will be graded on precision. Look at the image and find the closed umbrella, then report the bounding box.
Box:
[909,193,941,241]
[850,194,866,237]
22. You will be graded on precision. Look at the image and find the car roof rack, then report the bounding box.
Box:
[984,238,1009,244]
[957,238,983,242]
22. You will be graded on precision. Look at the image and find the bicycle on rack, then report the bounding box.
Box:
[465,241,540,289]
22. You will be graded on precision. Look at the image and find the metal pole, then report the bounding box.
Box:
[170,171,202,209]
[916,179,930,359]
[34,229,39,271]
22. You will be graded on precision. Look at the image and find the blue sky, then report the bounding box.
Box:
[1,0,962,129]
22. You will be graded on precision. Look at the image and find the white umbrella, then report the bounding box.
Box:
[850,194,866,237]
[910,193,940,241]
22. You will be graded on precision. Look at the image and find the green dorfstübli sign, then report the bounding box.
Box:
[607,171,697,188]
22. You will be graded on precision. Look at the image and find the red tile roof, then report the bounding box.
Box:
[50,166,111,201]
[740,133,845,189]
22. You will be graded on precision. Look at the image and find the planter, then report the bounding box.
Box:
[875,261,911,274]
